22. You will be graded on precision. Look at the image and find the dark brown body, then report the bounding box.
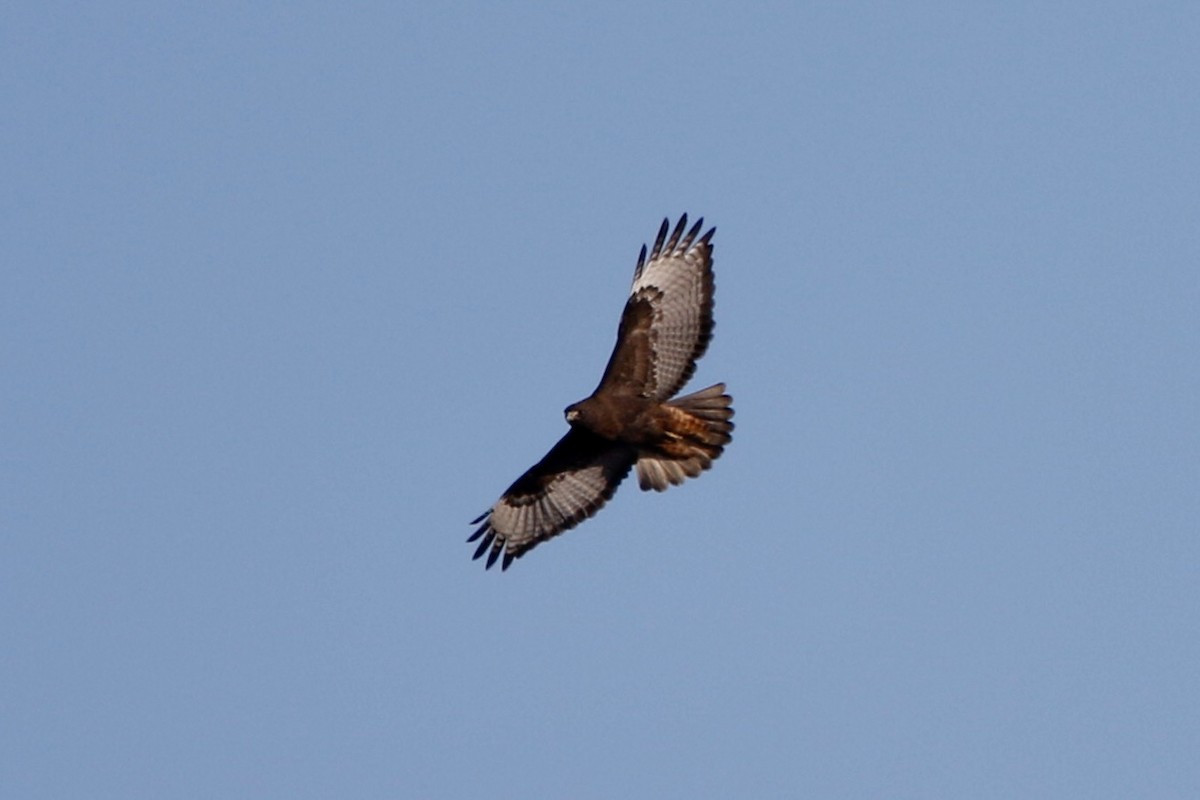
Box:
[566,382,732,486]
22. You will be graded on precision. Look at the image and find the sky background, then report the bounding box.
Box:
[3,3,1198,798]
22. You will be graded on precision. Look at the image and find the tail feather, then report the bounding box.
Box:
[636,383,734,492]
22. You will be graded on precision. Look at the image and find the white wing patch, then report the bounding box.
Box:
[629,215,716,400]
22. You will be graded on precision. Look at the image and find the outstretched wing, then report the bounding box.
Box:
[468,428,636,570]
[594,214,716,401]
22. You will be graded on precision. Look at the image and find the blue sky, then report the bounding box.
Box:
[3,3,1198,797]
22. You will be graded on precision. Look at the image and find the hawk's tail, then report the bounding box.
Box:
[636,383,735,492]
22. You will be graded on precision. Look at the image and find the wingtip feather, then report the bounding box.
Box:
[472,530,495,560]
[666,214,688,252]
[466,521,488,543]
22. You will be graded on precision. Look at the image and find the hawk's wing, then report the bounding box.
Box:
[468,428,636,570]
[593,215,716,401]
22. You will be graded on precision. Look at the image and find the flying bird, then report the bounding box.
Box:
[468,215,734,569]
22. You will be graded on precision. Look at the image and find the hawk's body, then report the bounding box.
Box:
[469,215,734,569]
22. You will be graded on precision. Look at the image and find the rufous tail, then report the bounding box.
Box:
[636,383,734,492]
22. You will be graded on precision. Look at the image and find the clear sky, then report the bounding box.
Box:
[4,3,1198,798]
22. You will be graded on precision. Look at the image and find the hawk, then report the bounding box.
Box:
[468,215,734,569]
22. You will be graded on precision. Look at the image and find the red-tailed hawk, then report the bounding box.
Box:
[469,215,734,569]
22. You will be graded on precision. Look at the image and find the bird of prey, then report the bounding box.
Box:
[469,215,734,569]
